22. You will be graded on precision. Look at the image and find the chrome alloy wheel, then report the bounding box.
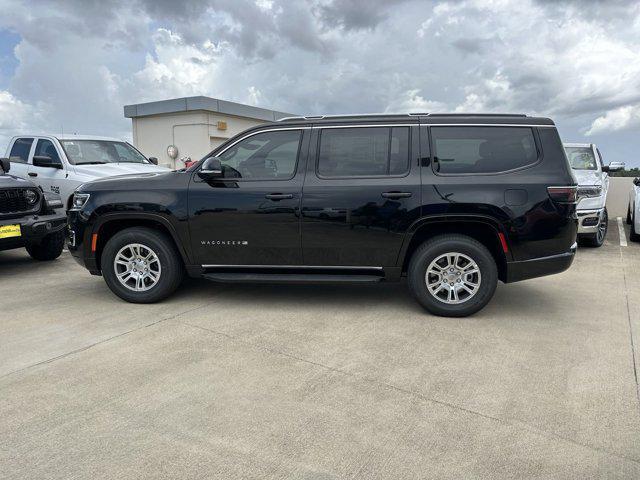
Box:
[597,209,608,244]
[114,243,161,292]
[425,252,481,304]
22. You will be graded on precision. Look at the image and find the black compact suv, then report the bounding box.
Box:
[0,158,66,260]
[67,114,578,316]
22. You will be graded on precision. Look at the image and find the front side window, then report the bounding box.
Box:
[34,139,61,163]
[431,127,538,174]
[218,130,301,180]
[317,127,410,178]
[60,140,149,165]
[565,147,597,171]
[9,138,33,163]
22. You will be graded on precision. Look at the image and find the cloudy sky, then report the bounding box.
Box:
[0,0,639,165]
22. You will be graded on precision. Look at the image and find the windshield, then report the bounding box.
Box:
[565,147,597,171]
[60,140,149,165]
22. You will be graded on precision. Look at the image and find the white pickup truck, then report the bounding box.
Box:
[5,135,170,210]
[564,143,624,247]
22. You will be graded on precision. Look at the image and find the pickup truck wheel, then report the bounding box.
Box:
[579,207,608,248]
[408,234,498,317]
[627,205,633,225]
[25,230,65,261]
[631,211,640,242]
[101,227,184,303]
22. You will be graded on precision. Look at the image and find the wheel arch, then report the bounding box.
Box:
[399,215,510,282]
[92,213,191,271]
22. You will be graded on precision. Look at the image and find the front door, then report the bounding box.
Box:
[188,128,309,266]
[28,138,67,199]
[301,124,422,267]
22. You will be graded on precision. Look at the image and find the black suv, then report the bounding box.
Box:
[67,114,577,316]
[0,158,66,260]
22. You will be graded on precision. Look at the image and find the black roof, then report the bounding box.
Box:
[277,113,554,126]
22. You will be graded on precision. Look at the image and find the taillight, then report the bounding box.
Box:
[547,186,577,203]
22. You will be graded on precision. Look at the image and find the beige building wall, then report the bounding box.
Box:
[131,111,268,168]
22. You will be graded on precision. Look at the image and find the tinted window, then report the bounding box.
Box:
[34,139,61,163]
[431,127,538,174]
[9,138,33,163]
[565,147,597,171]
[218,130,301,180]
[318,127,410,177]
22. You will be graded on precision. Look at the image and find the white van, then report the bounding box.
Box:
[5,135,170,210]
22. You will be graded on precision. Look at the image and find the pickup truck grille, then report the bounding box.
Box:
[0,188,40,215]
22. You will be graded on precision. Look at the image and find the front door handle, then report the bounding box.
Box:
[265,193,293,200]
[381,191,412,199]
[28,172,38,177]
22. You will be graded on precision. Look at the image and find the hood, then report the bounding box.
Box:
[0,173,37,189]
[572,169,601,186]
[71,162,170,179]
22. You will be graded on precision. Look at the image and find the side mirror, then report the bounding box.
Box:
[634,177,640,186]
[198,157,223,179]
[607,161,625,172]
[0,157,10,173]
[148,157,158,165]
[33,155,63,169]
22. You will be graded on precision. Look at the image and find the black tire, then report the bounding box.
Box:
[578,207,608,248]
[101,227,184,303]
[26,230,65,261]
[627,205,633,225]
[407,234,498,317]
[631,210,640,242]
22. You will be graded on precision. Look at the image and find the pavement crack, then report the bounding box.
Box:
[174,319,640,466]
[619,243,640,414]
[0,303,213,382]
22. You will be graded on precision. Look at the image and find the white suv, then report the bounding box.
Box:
[628,177,640,242]
[564,143,624,247]
[5,135,170,210]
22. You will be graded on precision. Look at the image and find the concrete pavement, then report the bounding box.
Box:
[1,222,639,479]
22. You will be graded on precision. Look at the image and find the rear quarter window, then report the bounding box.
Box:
[431,126,538,175]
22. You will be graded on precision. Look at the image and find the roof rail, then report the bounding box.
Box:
[278,112,529,122]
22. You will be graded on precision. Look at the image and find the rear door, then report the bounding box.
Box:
[301,124,421,266]
[6,137,34,180]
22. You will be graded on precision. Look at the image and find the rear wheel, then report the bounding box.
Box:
[579,207,608,248]
[631,210,640,242]
[26,230,65,261]
[407,234,498,317]
[101,227,184,303]
[627,205,633,225]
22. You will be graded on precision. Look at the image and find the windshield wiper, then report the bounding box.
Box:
[77,161,108,165]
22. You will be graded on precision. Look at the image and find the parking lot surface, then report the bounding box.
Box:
[1,221,640,479]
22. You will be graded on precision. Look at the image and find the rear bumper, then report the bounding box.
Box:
[505,242,577,283]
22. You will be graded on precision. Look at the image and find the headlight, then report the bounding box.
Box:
[70,193,90,210]
[577,185,602,198]
[24,189,39,205]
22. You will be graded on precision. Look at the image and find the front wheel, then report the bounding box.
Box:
[631,210,640,242]
[26,230,65,261]
[407,234,498,317]
[579,207,608,248]
[101,227,184,303]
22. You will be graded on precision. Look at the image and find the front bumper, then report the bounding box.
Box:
[0,212,67,250]
[505,242,577,283]
[577,208,604,235]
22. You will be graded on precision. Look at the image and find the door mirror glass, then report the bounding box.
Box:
[33,155,63,169]
[148,156,158,165]
[0,157,10,173]
[634,177,640,186]
[198,157,223,179]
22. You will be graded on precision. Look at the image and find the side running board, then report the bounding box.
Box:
[202,273,383,284]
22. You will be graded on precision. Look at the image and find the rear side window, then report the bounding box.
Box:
[9,138,33,163]
[431,127,538,174]
[318,127,410,178]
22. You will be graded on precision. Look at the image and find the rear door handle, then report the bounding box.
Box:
[265,193,293,200]
[28,172,38,177]
[381,192,412,199]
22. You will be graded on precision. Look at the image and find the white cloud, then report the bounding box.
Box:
[587,105,640,135]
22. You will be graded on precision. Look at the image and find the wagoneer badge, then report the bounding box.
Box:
[201,240,249,246]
